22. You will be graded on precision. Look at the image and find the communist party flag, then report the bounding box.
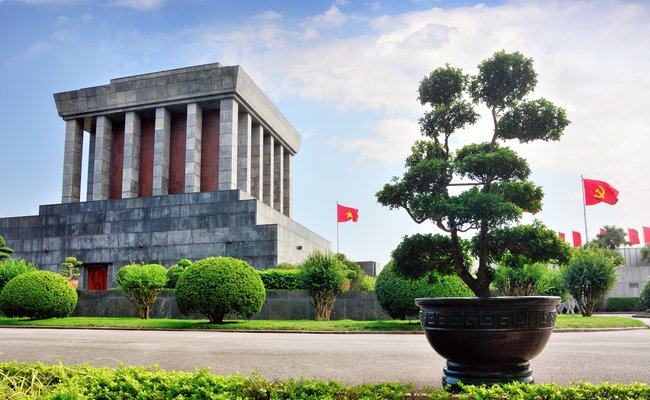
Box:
[572,231,582,248]
[599,228,606,235]
[583,178,619,206]
[337,204,359,223]
[628,228,640,245]
[644,227,650,244]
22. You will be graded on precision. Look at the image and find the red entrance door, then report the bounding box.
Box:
[87,266,108,290]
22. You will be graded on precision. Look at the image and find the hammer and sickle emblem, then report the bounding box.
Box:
[594,185,606,200]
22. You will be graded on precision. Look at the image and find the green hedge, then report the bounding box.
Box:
[0,362,648,399]
[258,268,302,290]
[605,297,644,312]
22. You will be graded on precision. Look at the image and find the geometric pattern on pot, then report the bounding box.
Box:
[420,310,557,330]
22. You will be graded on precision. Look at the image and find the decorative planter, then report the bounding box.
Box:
[416,296,559,388]
[68,279,79,289]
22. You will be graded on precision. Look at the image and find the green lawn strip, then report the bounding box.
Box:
[0,315,645,330]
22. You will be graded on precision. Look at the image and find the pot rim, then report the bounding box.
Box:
[416,296,560,308]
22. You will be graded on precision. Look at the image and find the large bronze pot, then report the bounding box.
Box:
[416,296,559,388]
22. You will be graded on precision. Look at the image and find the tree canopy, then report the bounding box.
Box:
[377,51,571,297]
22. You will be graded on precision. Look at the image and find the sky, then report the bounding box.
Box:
[0,0,649,269]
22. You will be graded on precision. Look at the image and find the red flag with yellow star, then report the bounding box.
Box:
[337,204,359,223]
[583,178,619,206]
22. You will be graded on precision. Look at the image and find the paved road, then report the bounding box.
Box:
[0,328,648,387]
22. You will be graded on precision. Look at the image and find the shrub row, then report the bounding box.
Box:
[258,268,302,290]
[605,296,644,312]
[0,362,648,399]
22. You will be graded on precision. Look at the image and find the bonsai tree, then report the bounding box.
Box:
[116,262,168,319]
[0,235,14,259]
[299,250,347,321]
[59,256,82,281]
[376,51,571,297]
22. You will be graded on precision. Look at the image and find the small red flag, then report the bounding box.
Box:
[628,228,640,245]
[599,228,606,235]
[337,204,359,223]
[572,231,582,248]
[644,226,650,244]
[558,232,565,241]
[583,178,619,206]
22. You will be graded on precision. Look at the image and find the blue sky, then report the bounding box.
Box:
[1,0,648,268]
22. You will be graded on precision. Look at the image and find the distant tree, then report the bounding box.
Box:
[0,235,14,259]
[641,244,650,264]
[591,225,628,249]
[299,251,347,321]
[116,263,168,319]
[335,253,366,291]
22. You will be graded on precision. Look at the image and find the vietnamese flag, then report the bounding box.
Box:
[337,204,359,223]
[558,232,565,241]
[583,178,619,206]
[644,226,650,244]
[628,228,640,245]
[572,231,582,248]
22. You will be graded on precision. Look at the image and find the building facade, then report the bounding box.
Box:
[0,63,330,289]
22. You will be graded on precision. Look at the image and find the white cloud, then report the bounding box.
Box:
[301,27,320,40]
[107,0,163,11]
[308,5,347,28]
[255,11,282,21]
[339,118,420,163]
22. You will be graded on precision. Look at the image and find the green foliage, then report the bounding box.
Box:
[0,258,36,292]
[591,225,628,250]
[358,275,376,291]
[641,243,650,264]
[258,268,302,290]
[605,297,643,312]
[116,263,168,319]
[275,262,299,270]
[640,278,650,310]
[175,257,266,324]
[493,262,567,300]
[376,261,473,320]
[335,253,367,291]
[1,362,647,400]
[165,258,192,289]
[59,256,82,280]
[0,235,13,259]
[0,271,77,319]
[299,251,347,321]
[563,247,623,316]
[376,51,569,298]
[392,233,458,278]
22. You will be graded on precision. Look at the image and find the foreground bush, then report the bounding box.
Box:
[0,362,648,399]
[258,268,302,290]
[0,271,77,319]
[0,258,36,292]
[175,257,265,323]
[116,263,168,319]
[376,261,473,320]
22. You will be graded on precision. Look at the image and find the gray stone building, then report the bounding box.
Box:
[0,63,330,290]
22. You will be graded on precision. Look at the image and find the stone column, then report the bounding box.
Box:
[61,119,83,203]
[250,125,263,200]
[263,133,274,207]
[92,115,112,201]
[122,111,141,198]
[237,112,252,193]
[185,103,202,193]
[218,98,238,191]
[86,132,95,201]
[283,151,292,217]
[273,142,284,213]
[153,107,171,196]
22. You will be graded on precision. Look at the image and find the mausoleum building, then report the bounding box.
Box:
[0,63,330,290]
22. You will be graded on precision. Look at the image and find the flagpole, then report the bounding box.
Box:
[336,201,339,253]
[580,175,589,245]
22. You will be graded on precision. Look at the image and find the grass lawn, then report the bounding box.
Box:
[0,315,645,331]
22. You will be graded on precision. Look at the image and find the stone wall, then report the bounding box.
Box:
[73,290,391,321]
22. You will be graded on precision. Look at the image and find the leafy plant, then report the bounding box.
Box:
[166,258,191,289]
[563,247,623,316]
[258,268,302,290]
[59,256,82,280]
[642,243,650,264]
[0,271,78,319]
[376,261,473,320]
[0,258,36,292]
[0,235,14,259]
[640,278,650,311]
[591,225,628,249]
[606,297,643,312]
[116,263,168,319]
[175,257,266,323]
[493,261,567,300]
[335,252,367,291]
[299,251,347,321]
[376,51,570,297]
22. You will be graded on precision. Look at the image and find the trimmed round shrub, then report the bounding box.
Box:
[166,258,192,289]
[375,261,473,320]
[0,270,78,319]
[0,258,36,292]
[641,278,650,311]
[175,257,266,323]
